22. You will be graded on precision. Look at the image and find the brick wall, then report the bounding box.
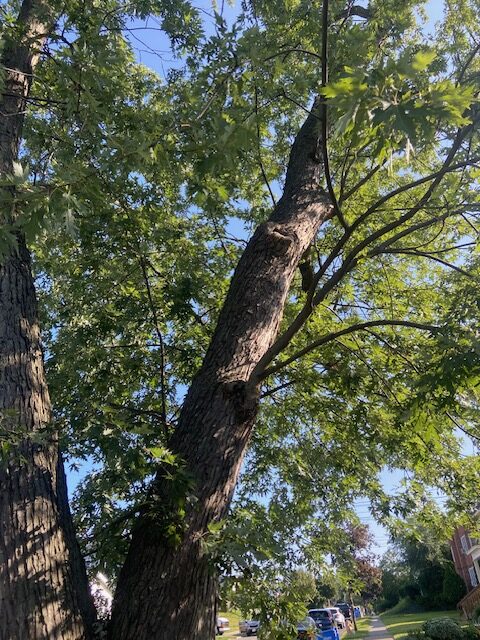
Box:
[451,526,478,591]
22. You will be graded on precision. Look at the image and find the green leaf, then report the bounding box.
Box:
[411,50,437,72]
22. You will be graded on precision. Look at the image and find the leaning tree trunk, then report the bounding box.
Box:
[0,2,96,638]
[109,100,333,639]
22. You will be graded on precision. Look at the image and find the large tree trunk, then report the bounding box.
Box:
[0,2,96,638]
[109,100,332,639]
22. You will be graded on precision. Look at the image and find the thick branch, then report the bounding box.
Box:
[335,5,372,20]
[321,0,348,230]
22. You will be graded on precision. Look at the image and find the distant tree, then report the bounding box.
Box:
[442,563,467,607]
[355,559,383,603]
[314,577,337,605]
[381,534,467,610]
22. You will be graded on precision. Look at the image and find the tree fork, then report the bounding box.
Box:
[0,2,96,638]
[109,99,333,640]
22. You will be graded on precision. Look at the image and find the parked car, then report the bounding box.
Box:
[308,608,335,631]
[296,616,317,639]
[328,607,346,628]
[216,617,230,635]
[335,602,352,619]
[239,619,260,636]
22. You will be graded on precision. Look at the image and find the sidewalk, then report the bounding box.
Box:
[366,617,394,640]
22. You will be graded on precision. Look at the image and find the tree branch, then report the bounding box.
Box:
[108,402,169,422]
[364,329,420,372]
[350,153,480,236]
[251,130,474,381]
[457,42,480,86]
[319,126,477,286]
[367,210,464,256]
[260,378,299,398]
[446,411,480,443]
[339,161,385,203]
[321,0,348,230]
[139,257,169,441]
[254,83,276,206]
[377,248,475,278]
[335,5,372,21]
[260,320,437,379]
[263,47,323,64]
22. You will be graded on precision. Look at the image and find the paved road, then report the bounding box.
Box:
[224,622,350,639]
[226,617,391,640]
[367,617,394,640]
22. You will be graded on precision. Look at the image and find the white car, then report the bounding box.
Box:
[216,617,230,635]
[328,607,346,628]
[239,619,260,636]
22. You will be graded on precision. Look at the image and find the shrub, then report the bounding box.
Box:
[422,618,463,640]
[462,626,480,640]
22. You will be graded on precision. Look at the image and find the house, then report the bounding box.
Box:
[451,526,480,619]
[451,526,480,590]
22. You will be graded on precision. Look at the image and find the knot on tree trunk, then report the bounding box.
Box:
[263,222,296,256]
[221,380,258,424]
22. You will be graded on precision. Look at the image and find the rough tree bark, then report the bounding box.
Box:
[109,99,333,639]
[0,2,96,638]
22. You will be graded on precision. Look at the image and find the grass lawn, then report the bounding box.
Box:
[380,610,461,639]
[345,616,372,639]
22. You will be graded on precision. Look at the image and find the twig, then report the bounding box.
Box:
[364,329,420,373]
[263,47,323,63]
[254,83,276,206]
[108,402,166,421]
[335,5,371,21]
[340,162,385,203]
[378,248,475,278]
[260,378,299,398]
[447,411,480,442]
[139,257,168,441]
